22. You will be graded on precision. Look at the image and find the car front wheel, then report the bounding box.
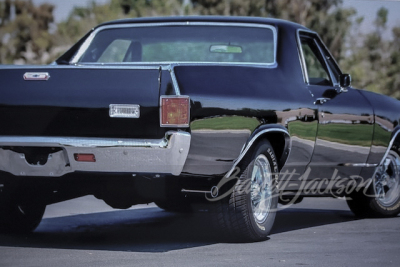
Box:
[347,143,400,218]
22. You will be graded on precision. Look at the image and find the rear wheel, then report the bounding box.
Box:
[213,140,279,242]
[0,200,46,234]
[0,179,46,234]
[347,144,400,218]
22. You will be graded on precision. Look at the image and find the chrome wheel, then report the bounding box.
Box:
[250,154,273,224]
[374,151,400,207]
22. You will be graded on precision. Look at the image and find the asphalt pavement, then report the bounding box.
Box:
[0,196,399,267]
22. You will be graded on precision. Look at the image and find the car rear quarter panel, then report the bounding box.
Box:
[175,24,317,177]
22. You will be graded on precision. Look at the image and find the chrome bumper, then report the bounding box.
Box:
[0,131,191,177]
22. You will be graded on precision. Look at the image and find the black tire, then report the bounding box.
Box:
[0,200,46,234]
[347,142,400,218]
[0,178,46,234]
[212,140,279,242]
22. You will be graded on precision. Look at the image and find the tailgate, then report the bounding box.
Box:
[0,66,162,139]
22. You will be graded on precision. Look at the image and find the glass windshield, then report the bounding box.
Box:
[77,25,276,64]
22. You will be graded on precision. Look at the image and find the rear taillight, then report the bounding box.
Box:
[160,96,190,127]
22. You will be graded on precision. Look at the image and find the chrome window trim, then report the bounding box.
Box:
[168,65,181,96]
[297,29,313,84]
[70,22,278,66]
[313,39,338,87]
[315,32,344,84]
[224,128,291,178]
[73,62,276,69]
[297,29,343,87]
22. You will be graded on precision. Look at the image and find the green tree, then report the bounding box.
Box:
[341,7,400,99]
[55,0,190,46]
[0,0,55,64]
[192,0,356,61]
[386,26,400,99]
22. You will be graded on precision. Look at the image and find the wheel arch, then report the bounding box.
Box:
[379,126,400,167]
[225,124,291,178]
[391,126,400,146]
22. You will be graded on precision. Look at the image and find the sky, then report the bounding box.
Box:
[31,0,400,35]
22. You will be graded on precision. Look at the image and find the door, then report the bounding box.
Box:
[299,32,374,186]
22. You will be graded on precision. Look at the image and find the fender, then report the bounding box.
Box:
[380,126,400,166]
[225,124,291,178]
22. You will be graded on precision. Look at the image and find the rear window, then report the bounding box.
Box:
[76,24,276,65]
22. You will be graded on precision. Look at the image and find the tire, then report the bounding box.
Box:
[213,140,279,242]
[0,200,46,234]
[0,178,46,234]
[347,142,400,218]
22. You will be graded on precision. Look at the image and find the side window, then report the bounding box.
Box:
[300,37,332,86]
[97,39,132,63]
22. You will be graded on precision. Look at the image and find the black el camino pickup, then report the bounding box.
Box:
[1,16,400,242]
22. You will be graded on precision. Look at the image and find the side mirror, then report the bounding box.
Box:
[340,74,351,88]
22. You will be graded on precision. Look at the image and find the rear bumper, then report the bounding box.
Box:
[0,131,191,177]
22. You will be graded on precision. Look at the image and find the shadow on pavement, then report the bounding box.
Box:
[0,206,357,252]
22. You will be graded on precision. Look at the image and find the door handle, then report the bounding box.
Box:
[314,98,330,105]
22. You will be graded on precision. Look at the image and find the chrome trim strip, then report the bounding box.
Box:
[314,31,344,79]
[71,22,278,66]
[297,29,343,86]
[224,128,291,178]
[168,65,181,96]
[0,131,191,177]
[75,62,277,68]
[313,40,338,86]
[0,135,168,148]
[23,72,50,81]
[73,65,162,70]
[342,163,378,167]
[0,63,276,71]
[0,65,162,70]
[296,29,312,84]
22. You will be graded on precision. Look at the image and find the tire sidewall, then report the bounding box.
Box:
[240,141,279,237]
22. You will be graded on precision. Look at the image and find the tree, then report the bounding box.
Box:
[192,0,355,61]
[0,0,55,64]
[341,7,400,99]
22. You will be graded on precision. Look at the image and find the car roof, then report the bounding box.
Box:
[98,16,309,32]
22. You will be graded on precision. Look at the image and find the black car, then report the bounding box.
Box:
[0,16,399,242]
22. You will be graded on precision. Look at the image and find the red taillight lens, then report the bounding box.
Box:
[160,96,190,127]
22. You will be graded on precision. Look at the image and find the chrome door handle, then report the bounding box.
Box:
[314,98,330,105]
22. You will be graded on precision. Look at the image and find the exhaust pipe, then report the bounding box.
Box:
[181,186,219,198]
